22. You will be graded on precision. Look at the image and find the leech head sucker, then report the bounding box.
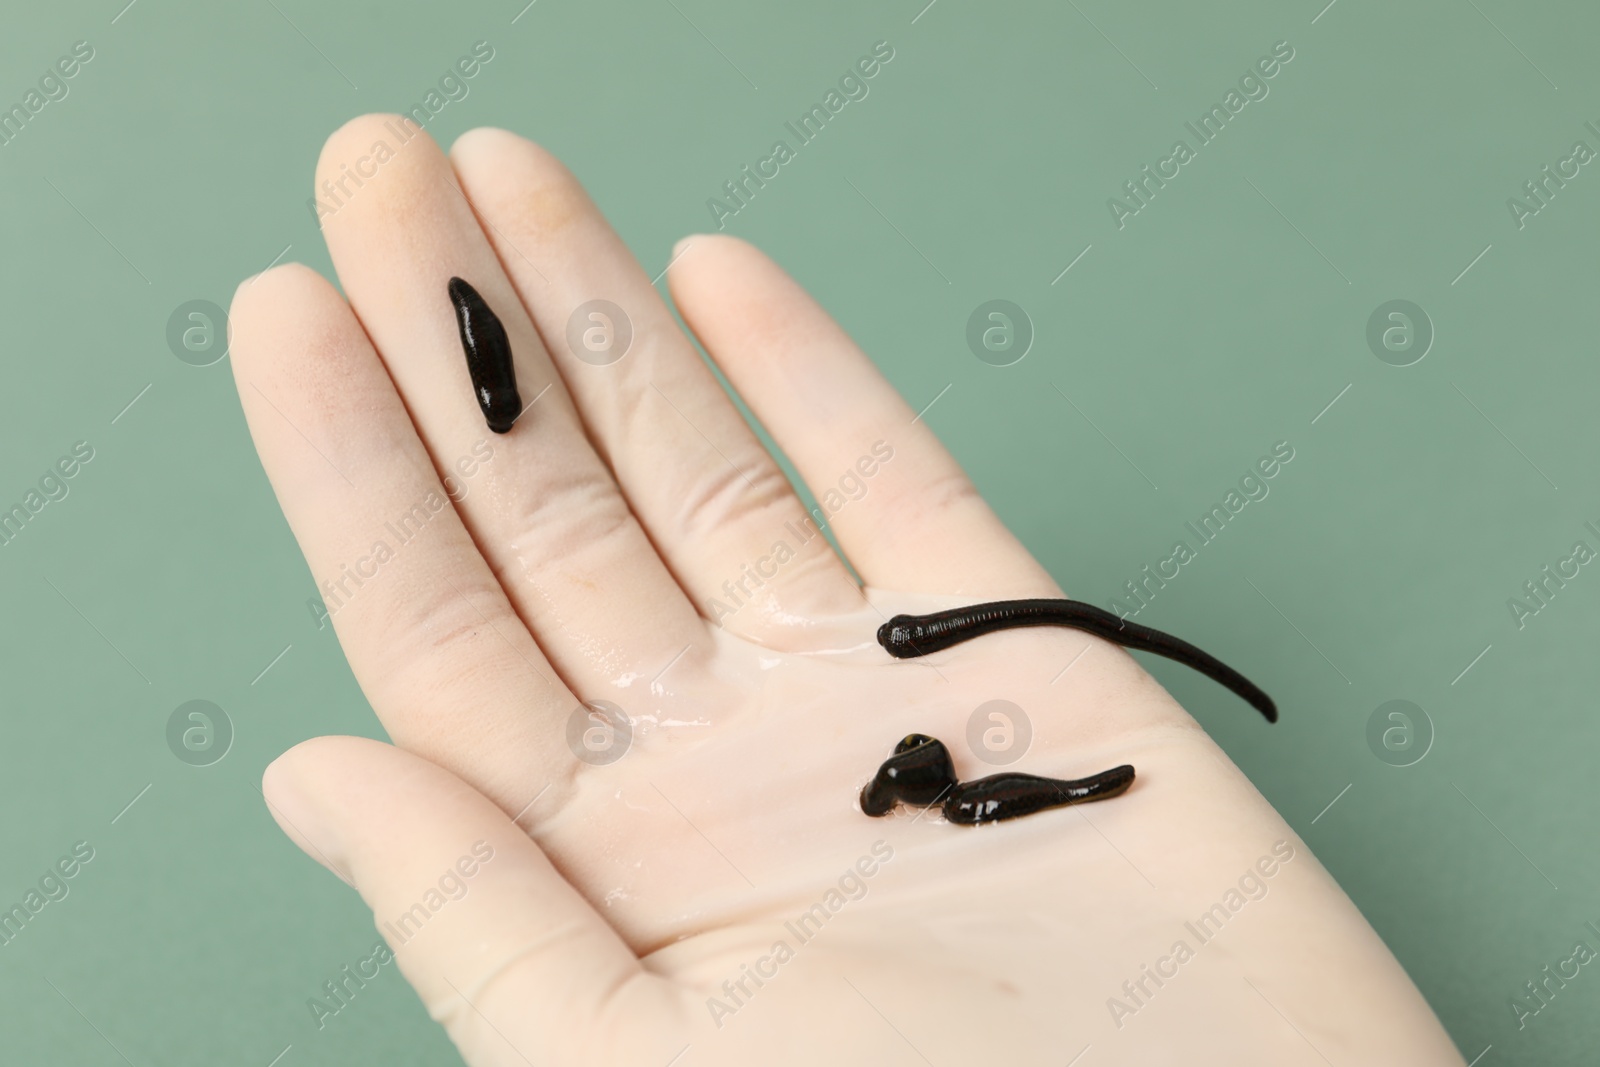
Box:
[876,617,921,658]
[894,733,936,754]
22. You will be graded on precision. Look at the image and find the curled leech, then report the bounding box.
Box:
[859,735,1134,825]
[448,277,522,434]
[859,734,957,817]
[877,598,1277,724]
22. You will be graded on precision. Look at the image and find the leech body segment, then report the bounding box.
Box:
[943,765,1135,825]
[878,598,1277,724]
[859,734,1134,824]
[448,277,522,434]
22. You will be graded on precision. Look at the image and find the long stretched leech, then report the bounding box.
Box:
[448,277,522,434]
[877,598,1277,724]
[860,734,1134,825]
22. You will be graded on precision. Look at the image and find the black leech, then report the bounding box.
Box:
[860,734,957,817]
[877,598,1277,724]
[859,734,1135,824]
[942,765,1135,825]
[448,277,522,434]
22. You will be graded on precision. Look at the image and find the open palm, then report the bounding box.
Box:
[231,116,1462,1066]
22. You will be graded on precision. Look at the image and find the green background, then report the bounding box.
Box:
[0,0,1592,1061]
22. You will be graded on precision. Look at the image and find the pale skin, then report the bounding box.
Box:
[233,115,1465,1066]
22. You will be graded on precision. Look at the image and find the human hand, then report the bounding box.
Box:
[230,115,1463,1066]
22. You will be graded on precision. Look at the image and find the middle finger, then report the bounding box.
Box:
[315,115,705,698]
[448,126,867,645]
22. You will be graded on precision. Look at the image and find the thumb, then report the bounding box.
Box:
[262,735,679,1066]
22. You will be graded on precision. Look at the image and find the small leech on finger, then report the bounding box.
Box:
[448,277,522,434]
[859,734,1134,825]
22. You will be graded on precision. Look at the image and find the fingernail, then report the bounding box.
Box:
[262,754,356,889]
